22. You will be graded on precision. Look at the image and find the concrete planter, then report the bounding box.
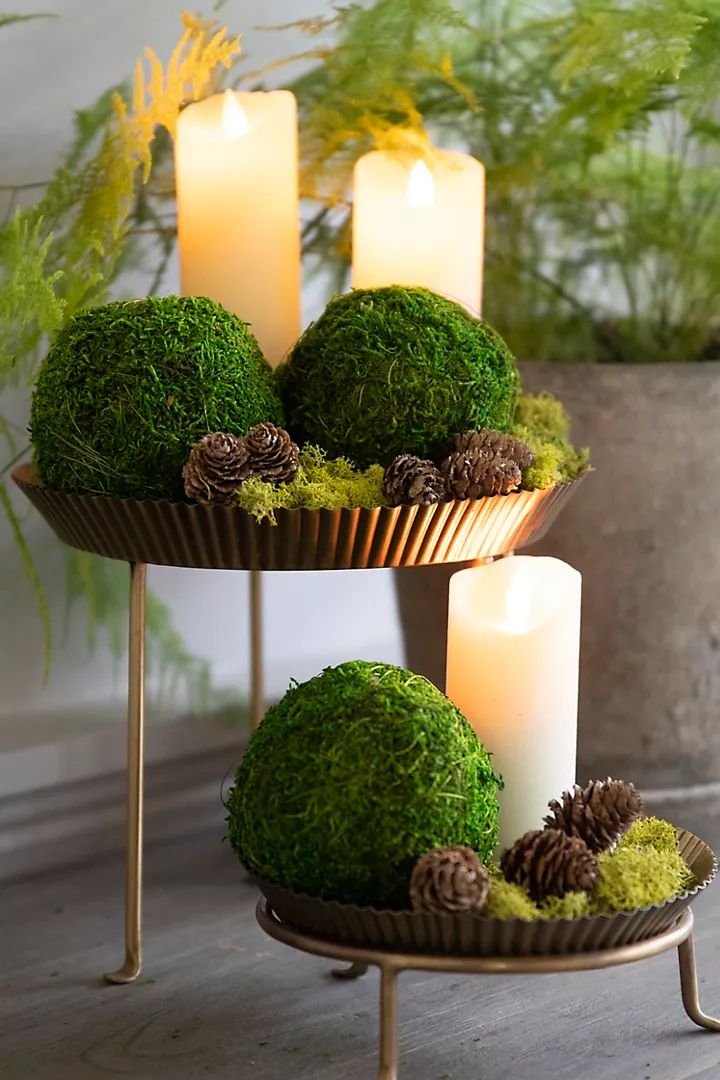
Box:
[396,362,720,790]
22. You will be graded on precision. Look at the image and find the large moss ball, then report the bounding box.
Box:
[30,295,283,499]
[227,660,501,907]
[277,286,519,467]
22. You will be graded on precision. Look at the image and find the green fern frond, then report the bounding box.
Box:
[0,480,51,678]
[0,215,65,375]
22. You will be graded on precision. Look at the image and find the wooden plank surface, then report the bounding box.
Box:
[2,797,719,1080]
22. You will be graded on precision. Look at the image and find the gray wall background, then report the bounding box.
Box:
[0,1,405,795]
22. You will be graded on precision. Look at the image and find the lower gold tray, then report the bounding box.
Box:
[254,830,717,957]
[12,463,579,571]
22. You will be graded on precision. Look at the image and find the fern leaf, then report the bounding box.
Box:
[0,480,51,679]
[132,57,145,115]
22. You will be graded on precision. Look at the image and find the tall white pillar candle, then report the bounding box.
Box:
[175,89,301,367]
[446,556,582,851]
[352,149,485,314]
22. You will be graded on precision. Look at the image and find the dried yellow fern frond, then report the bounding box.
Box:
[115,13,241,179]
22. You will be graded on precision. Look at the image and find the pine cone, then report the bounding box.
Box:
[242,423,300,485]
[454,430,534,470]
[383,455,445,507]
[544,779,644,854]
[183,432,249,504]
[442,430,533,500]
[501,828,598,903]
[410,846,490,915]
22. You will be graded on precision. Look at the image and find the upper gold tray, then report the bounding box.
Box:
[12,463,579,571]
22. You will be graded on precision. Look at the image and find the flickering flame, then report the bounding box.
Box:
[222,89,249,139]
[504,564,532,632]
[406,159,435,207]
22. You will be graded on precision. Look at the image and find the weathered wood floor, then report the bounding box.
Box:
[2,797,720,1080]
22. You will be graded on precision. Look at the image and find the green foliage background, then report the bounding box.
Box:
[286,0,720,364]
[1,1,717,685]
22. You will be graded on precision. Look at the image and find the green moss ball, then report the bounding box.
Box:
[227,660,501,907]
[30,295,283,499]
[277,286,519,467]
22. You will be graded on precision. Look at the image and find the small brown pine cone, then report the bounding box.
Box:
[442,429,533,500]
[183,432,249,504]
[501,828,598,903]
[544,779,644,854]
[454,430,534,471]
[383,454,445,507]
[242,423,300,485]
[410,846,490,915]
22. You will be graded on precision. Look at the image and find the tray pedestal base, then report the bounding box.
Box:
[257,902,720,1080]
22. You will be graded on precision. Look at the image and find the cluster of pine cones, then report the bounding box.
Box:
[410,778,643,915]
[383,429,534,508]
[183,424,299,505]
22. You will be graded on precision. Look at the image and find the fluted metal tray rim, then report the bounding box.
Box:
[12,462,582,571]
[250,829,717,957]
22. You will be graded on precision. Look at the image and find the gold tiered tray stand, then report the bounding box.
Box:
[13,463,578,984]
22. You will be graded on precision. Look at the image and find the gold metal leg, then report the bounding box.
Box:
[104,561,147,985]
[378,964,399,1080]
[678,925,720,1031]
[250,570,264,728]
[332,962,369,980]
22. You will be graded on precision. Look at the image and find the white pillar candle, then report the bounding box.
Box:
[352,149,485,314]
[175,89,301,367]
[446,556,582,851]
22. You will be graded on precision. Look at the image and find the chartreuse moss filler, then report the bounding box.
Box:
[539,892,592,920]
[484,877,540,922]
[482,817,692,921]
[277,286,519,468]
[512,391,590,490]
[234,445,386,523]
[591,846,694,914]
[618,816,680,856]
[226,660,502,907]
[30,296,283,500]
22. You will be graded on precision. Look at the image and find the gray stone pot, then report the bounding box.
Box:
[396,362,720,790]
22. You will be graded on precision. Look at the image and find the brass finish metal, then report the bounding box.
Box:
[678,930,720,1031]
[254,829,716,958]
[104,562,147,985]
[256,902,720,1080]
[332,962,369,980]
[11,463,579,571]
[250,571,264,728]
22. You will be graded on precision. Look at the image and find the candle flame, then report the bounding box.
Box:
[406,160,435,208]
[222,89,249,139]
[504,564,532,632]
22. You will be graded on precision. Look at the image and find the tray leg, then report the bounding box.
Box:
[332,962,369,980]
[104,561,147,985]
[378,964,399,1080]
[678,929,720,1032]
[250,570,264,728]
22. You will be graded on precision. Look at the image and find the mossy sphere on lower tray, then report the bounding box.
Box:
[277,286,519,468]
[227,660,501,907]
[30,296,283,500]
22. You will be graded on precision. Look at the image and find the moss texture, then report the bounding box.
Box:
[234,445,386,523]
[512,391,590,489]
[277,286,519,468]
[618,817,680,857]
[591,846,693,913]
[483,877,540,921]
[538,891,592,920]
[31,296,283,500]
[226,660,501,907]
